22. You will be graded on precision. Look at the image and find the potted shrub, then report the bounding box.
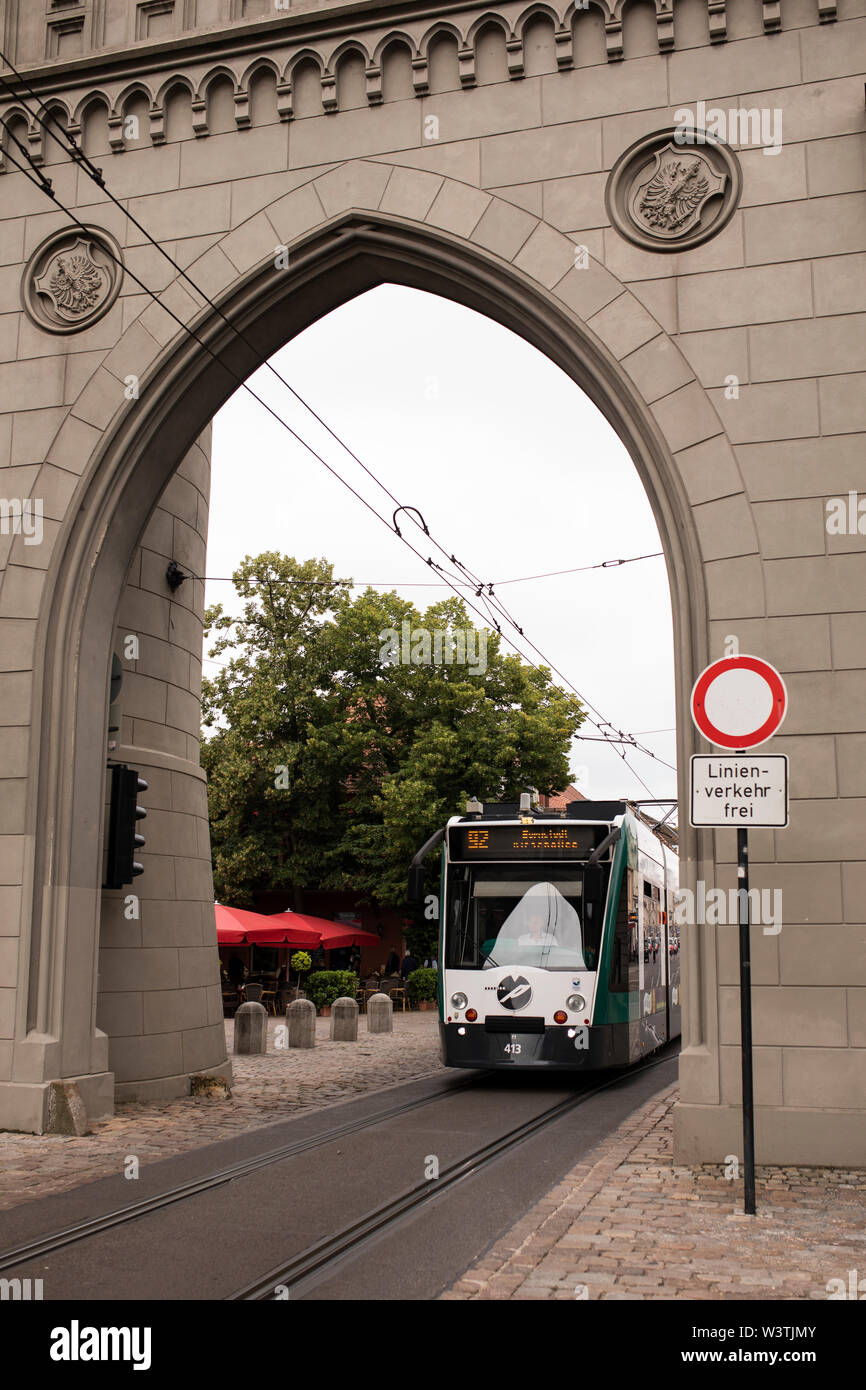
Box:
[290,950,311,992]
[407,967,438,1011]
[305,970,360,1016]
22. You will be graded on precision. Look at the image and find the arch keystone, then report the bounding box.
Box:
[313,161,390,217]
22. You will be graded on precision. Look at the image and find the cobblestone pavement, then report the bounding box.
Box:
[0,1012,442,1212]
[444,1082,866,1301]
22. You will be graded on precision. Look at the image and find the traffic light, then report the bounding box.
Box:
[105,764,148,889]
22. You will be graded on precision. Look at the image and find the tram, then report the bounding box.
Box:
[409,796,679,1071]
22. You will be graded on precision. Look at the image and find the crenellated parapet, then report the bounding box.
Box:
[0,0,841,165]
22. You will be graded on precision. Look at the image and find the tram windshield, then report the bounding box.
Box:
[445,865,607,971]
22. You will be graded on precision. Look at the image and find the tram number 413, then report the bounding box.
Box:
[504,1043,522,1054]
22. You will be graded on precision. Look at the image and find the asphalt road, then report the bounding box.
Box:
[1,1049,678,1301]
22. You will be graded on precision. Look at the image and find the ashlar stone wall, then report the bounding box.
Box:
[0,0,863,1157]
[100,430,229,1103]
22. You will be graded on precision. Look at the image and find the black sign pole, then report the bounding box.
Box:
[736,807,757,1216]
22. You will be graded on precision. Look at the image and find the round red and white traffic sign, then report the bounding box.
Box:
[691,655,787,750]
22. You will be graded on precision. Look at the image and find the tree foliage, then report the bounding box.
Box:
[201,553,585,909]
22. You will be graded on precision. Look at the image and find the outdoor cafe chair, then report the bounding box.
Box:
[359,976,380,1011]
[380,976,407,1010]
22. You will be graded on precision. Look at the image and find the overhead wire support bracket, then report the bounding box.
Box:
[67,137,105,187]
[391,505,429,538]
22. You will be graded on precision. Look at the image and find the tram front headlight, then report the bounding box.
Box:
[567,994,586,1012]
[450,992,468,1011]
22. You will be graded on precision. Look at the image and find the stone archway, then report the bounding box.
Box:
[7,170,722,1133]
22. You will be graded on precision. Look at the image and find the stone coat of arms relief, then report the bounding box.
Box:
[630,145,728,240]
[23,227,123,332]
[606,130,742,253]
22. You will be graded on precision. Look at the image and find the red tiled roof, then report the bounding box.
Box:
[539,784,587,809]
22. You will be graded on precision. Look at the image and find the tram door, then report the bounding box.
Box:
[641,877,664,1033]
[665,860,681,1039]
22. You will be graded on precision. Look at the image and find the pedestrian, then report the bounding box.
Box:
[385,947,400,975]
[400,950,417,981]
[227,955,245,988]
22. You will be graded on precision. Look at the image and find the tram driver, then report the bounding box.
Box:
[508,882,586,967]
[517,910,559,947]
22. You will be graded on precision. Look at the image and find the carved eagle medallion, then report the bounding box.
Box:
[48,254,104,314]
[638,158,709,231]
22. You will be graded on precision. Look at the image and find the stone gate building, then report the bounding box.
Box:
[0,0,863,1163]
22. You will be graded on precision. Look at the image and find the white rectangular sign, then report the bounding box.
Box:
[690,754,789,828]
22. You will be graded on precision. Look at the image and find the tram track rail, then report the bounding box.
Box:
[0,1046,678,1298]
[0,1071,484,1277]
[227,1048,678,1300]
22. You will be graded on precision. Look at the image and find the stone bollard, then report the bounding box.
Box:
[46,1081,90,1135]
[234,1000,268,1054]
[367,993,393,1035]
[287,998,316,1049]
[330,996,359,1042]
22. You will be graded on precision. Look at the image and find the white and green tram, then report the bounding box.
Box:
[410,798,680,1071]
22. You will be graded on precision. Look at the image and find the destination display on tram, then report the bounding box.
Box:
[449,824,600,860]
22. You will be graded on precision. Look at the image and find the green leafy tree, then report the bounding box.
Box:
[201,554,585,910]
[201,553,357,907]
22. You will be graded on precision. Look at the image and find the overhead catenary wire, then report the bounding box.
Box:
[196,548,663,587]
[0,60,676,781]
[0,79,674,791]
[1,68,586,650]
[0,127,672,792]
[0,70,672,770]
[1,126,673,790]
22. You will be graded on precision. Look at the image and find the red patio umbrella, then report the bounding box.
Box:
[214,905,251,944]
[214,904,321,947]
[246,922,322,946]
[268,911,380,951]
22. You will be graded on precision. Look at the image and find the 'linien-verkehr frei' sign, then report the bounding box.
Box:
[688,653,789,1217]
[690,753,789,827]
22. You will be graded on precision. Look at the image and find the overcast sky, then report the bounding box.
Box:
[206,283,677,813]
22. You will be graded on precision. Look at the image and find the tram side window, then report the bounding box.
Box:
[642,880,662,963]
[667,893,680,955]
[609,869,638,993]
[446,868,477,967]
[581,863,609,970]
[643,879,661,924]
